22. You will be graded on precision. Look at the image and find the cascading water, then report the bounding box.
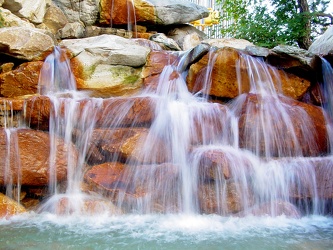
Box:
[1,46,333,249]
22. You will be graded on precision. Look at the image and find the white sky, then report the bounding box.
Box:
[328,1,333,13]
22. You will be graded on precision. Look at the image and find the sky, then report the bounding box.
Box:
[329,1,333,13]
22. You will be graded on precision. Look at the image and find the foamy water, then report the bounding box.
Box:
[1,213,333,249]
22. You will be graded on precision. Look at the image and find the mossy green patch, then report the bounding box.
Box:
[124,75,139,85]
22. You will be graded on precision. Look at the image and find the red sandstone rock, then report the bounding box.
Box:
[0,128,78,186]
[0,193,26,218]
[86,127,169,164]
[187,47,310,100]
[0,61,44,98]
[238,94,328,157]
[24,95,157,130]
[198,181,254,215]
[85,162,180,212]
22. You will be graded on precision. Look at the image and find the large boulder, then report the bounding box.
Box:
[37,3,68,35]
[237,94,328,157]
[100,0,209,26]
[2,0,49,24]
[0,27,55,61]
[0,192,26,218]
[60,35,150,97]
[52,0,99,25]
[309,26,333,56]
[86,128,169,164]
[85,162,180,212]
[0,128,78,186]
[0,7,34,28]
[187,46,311,100]
[24,96,157,130]
[0,61,43,97]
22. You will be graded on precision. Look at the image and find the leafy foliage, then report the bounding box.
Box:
[216,0,332,48]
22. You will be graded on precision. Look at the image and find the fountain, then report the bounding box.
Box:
[0,0,333,248]
[1,44,333,248]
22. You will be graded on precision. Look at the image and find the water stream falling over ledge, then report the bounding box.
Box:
[1,46,333,249]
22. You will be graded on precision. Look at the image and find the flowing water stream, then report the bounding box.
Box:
[1,47,333,249]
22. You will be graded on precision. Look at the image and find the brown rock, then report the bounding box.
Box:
[0,193,26,218]
[85,162,179,212]
[99,0,155,25]
[187,47,245,99]
[52,196,122,215]
[24,95,157,130]
[0,61,44,97]
[198,181,254,215]
[0,128,78,186]
[142,50,179,90]
[187,47,310,100]
[194,148,254,181]
[238,94,328,157]
[87,127,169,164]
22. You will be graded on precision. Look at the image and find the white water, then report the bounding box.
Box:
[1,213,333,249]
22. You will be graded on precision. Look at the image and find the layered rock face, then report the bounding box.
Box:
[0,0,333,218]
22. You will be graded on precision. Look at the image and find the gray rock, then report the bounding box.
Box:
[148,0,209,25]
[309,26,333,56]
[53,0,99,25]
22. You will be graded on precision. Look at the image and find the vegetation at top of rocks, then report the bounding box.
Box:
[216,0,332,49]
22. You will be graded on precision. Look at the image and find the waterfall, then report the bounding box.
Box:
[14,46,331,217]
[38,46,77,96]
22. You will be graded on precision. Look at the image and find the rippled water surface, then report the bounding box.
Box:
[1,214,333,250]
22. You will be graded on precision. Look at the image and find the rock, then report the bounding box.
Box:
[2,0,49,24]
[149,33,181,51]
[0,27,55,61]
[187,47,310,100]
[59,35,150,96]
[193,147,255,181]
[100,0,209,26]
[57,21,85,39]
[0,61,43,97]
[278,157,333,200]
[142,50,179,90]
[142,44,211,90]
[187,47,245,98]
[0,128,78,186]
[24,96,157,130]
[86,127,169,164]
[166,24,207,50]
[52,0,99,25]
[0,7,34,28]
[203,38,254,50]
[245,45,270,57]
[0,193,26,218]
[61,34,150,67]
[309,26,333,56]
[182,33,202,51]
[177,43,211,72]
[85,162,179,212]
[133,38,163,51]
[38,3,68,35]
[267,45,314,82]
[238,94,328,157]
[198,181,254,215]
[47,195,122,216]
